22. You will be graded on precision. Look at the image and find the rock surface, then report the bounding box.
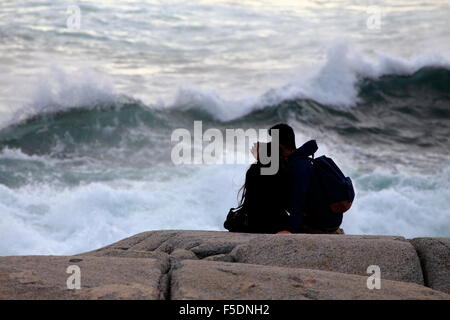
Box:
[230,234,424,285]
[171,260,449,300]
[410,237,450,294]
[1,230,449,300]
[0,256,168,300]
[83,230,259,259]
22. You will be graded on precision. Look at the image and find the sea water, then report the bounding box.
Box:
[0,0,449,255]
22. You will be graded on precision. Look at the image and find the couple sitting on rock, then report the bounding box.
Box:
[226,123,349,235]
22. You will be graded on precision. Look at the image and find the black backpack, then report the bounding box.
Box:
[223,205,249,232]
[309,155,355,214]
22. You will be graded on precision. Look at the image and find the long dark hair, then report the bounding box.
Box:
[238,141,286,206]
[238,162,259,206]
[238,140,293,206]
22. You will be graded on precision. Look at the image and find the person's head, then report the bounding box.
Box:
[269,123,296,151]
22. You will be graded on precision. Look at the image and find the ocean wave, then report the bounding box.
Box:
[1,69,448,160]
[4,45,450,129]
[167,44,450,120]
[0,44,449,173]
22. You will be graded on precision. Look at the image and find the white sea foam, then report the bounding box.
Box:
[0,66,121,129]
[343,168,450,238]
[1,158,449,256]
[0,164,246,255]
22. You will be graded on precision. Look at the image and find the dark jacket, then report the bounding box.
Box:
[242,162,289,234]
[286,140,318,233]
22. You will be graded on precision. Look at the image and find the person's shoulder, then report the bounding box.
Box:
[289,153,313,163]
[287,154,314,172]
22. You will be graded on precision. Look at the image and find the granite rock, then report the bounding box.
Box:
[410,237,450,294]
[0,255,168,300]
[171,260,450,300]
[230,233,424,285]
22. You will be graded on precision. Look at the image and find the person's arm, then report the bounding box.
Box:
[286,158,313,233]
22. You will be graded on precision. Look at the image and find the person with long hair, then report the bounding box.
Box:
[235,124,295,234]
[237,142,290,233]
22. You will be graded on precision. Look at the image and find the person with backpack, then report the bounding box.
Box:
[269,123,353,234]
